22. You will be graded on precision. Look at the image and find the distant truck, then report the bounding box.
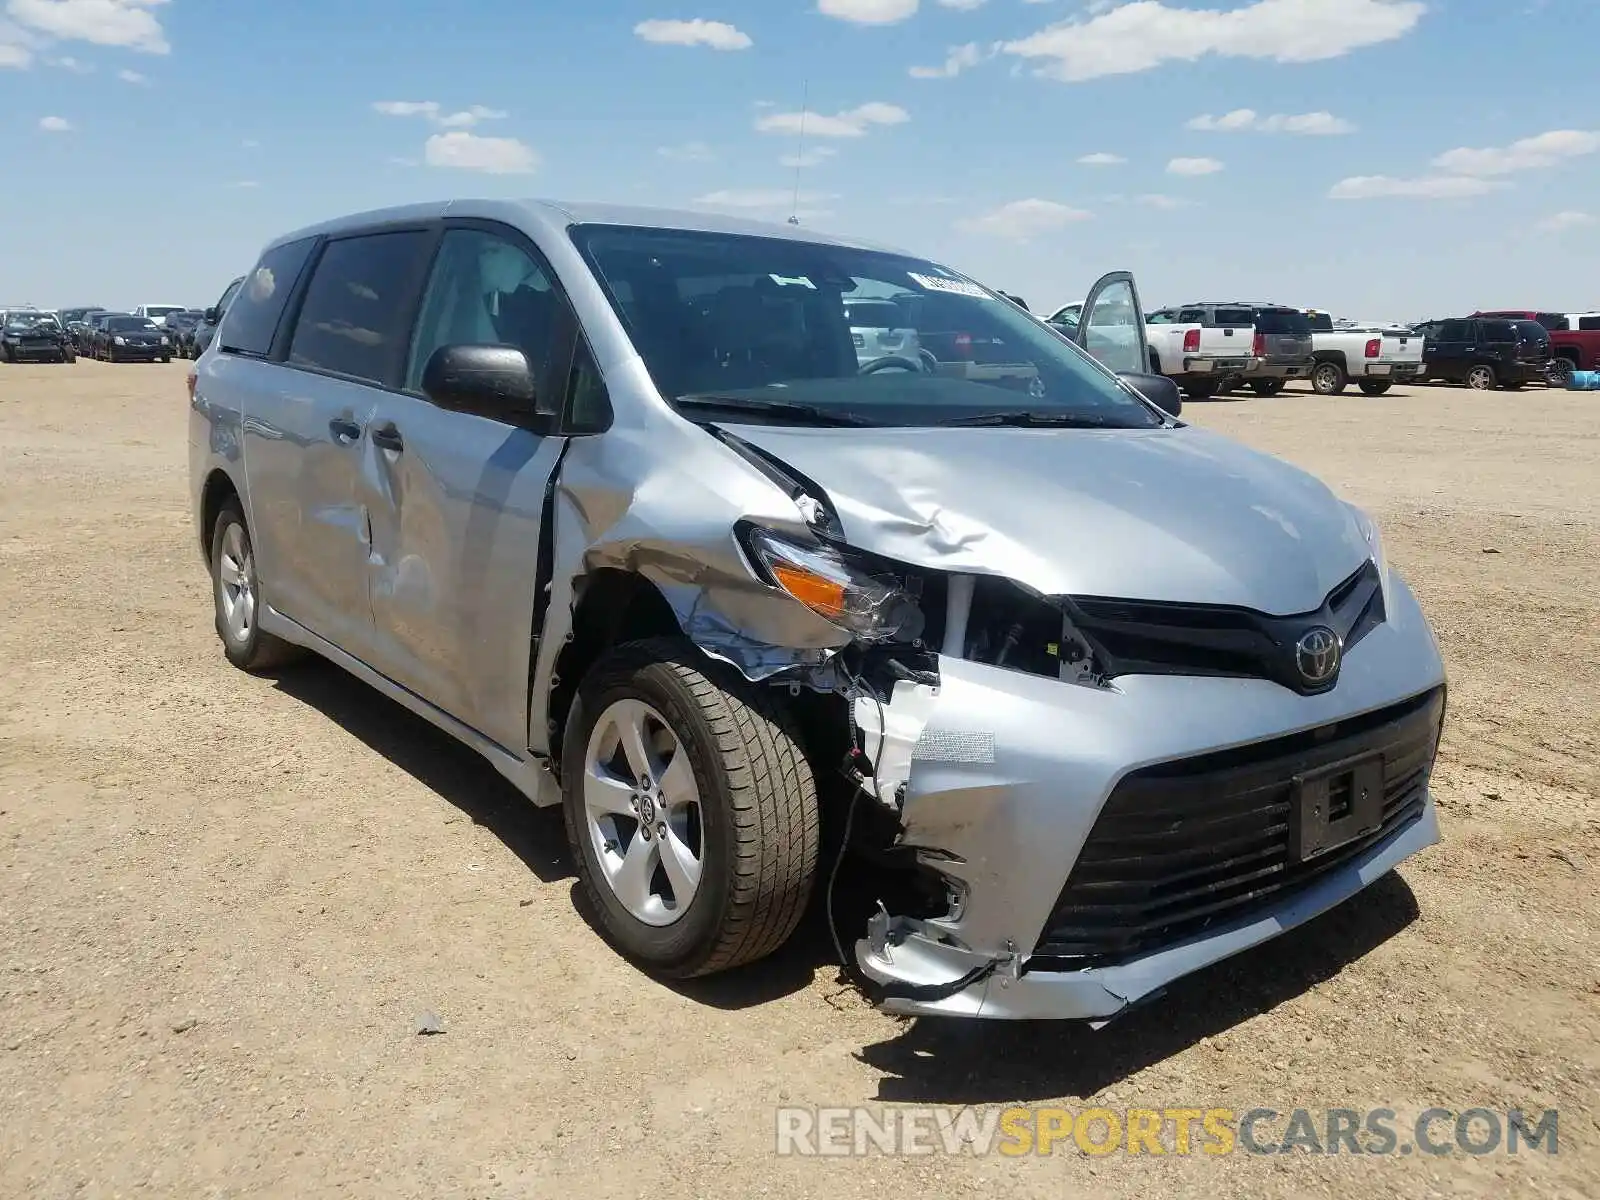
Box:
[1302,310,1425,395]
[133,304,189,328]
[1144,304,1255,399]
[1471,310,1600,384]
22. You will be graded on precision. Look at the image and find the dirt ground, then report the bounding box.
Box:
[1,361,1596,1199]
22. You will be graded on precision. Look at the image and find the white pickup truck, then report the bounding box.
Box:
[1303,310,1424,395]
[1145,305,1255,399]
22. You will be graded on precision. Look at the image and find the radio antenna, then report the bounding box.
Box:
[788,79,808,225]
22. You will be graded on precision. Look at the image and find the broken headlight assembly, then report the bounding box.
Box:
[744,528,925,644]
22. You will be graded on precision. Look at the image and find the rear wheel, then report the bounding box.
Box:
[1311,361,1347,396]
[1546,358,1574,387]
[1358,381,1392,396]
[1466,364,1497,391]
[562,637,819,980]
[1249,379,1286,396]
[210,500,306,672]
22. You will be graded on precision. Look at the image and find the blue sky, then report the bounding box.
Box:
[3,0,1599,322]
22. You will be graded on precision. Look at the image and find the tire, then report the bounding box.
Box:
[209,500,305,672]
[1183,381,1218,400]
[1311,360,1347,396]
[1250,379,1286,396]
[106,348,116,364]
[1358,381,1392,396]
[63,349,76,364]
[1466,364,1497,391]
[160,355,171,364]
[1546,358,1574,387]
[562,637,819,980]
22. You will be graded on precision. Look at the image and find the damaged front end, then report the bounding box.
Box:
[530,379,1446,1022]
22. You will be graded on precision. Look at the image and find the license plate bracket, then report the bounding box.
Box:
[1288,753,1385,863]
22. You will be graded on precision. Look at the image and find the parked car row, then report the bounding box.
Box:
[1042,296,1583,398]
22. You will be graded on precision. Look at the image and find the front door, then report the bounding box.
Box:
[1075,271,1150,375]
[359,223,571,753]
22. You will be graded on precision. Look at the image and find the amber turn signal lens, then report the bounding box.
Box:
[770,562,847,619]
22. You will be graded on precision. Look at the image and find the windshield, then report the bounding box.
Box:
[145,306,184,317]
[570,225,1161,429]
[6,313,58,329]
[106,317,158,331]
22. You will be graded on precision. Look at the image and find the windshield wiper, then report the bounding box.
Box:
[675,394,879,427]
[934,410,1118,428]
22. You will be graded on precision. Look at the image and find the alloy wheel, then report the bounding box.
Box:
[1467,366,1495,391]
[216,522,257,643]
[582,698,704,927]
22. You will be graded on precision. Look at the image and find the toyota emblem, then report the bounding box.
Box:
[1295,626,1343,687]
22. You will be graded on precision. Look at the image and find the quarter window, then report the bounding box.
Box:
[287,230,433,384]
[404,227,566,397]
[217,237,315,357]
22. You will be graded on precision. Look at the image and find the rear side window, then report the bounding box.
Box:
[217,237,315,357]
[1253,309,1312,334]
[288,230,433,385]
[1438,320,1472,340]
[1513,321,1548,343]
[1480,320,1515,342]
[1213,307,1254,326]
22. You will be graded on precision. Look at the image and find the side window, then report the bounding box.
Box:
[1482,321,1514,342]
[1580,316,1600,332]
[217,237,315,357]
[288,230,433,384]
[564,334,612,434]
[1177,308,1204,323]
[1438,320,1471,341]
[405,227,565,396]
[214,277,242,315]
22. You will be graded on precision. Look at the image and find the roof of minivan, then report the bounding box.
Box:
[264,198,911,257]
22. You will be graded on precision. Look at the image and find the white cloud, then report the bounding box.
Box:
[909,41,983,78]
[1078,151,1126,165]
[781,145,838,167]
[658,141,717,161]
[46,53,90,70]
[1136,193,1192,208]
[956,198,1091,239]
[1431,129,1600,177]
[38,114,71,131]
[1186,108,1355,134]
[1537,210,1594,232]
[633,18,751,49]
[372,100,507,129]
[1167,156,1223,175]
[755,101,909,138]
[0,16,38,65]
[117,67,145,82]
[1001,0,1424,82]
[8,0,172,54]
[1328,174,1504,200]
[424,131,538,175]
[818,0,919,22]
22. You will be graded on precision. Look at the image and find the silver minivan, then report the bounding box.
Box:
[189,200,1446,1020]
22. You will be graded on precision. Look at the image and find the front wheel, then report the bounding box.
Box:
[1311,361,1347,396]
[562,637,819,980]
[1358,380,1392,396]
[1466,364,1497,391]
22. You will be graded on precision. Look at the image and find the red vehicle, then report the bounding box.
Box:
[1471,310,1600,384]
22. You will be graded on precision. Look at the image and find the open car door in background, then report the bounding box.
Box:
[1075,271,1151,376]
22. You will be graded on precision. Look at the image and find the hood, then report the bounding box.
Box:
[717,422,1371,615]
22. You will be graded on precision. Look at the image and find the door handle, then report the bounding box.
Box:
[371,423,404,453]
[329,416,362,443]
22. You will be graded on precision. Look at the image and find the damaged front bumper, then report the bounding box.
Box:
[852,575,1447,1021]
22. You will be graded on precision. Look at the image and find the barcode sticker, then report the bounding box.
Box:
[908,272,990,299]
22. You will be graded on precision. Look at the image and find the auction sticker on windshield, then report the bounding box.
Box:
[908,272,991,299]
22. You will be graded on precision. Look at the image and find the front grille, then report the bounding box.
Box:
[1064,560,1384,695]
[1031,687,1443,966]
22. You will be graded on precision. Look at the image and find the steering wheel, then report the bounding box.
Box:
[859,353,930,376]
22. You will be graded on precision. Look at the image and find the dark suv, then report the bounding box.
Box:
[1415,318,1551,390]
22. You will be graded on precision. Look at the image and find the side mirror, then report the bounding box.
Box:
[421,344,556,429]
[203,307,220,323]
[1117,370,1182,417]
